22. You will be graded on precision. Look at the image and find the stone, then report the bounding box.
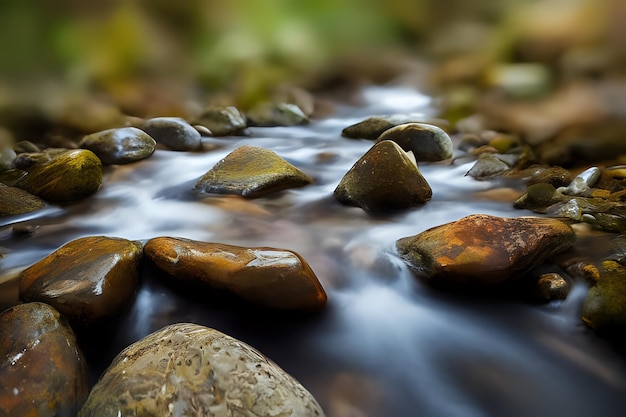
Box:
[582,261,626,338]
[142,117,203,151]
[556,166,601,196]
[342,117,396,140]
[533,273,570,302]
[376,122,453,162]
[334,140,432,212]
[193,106,248,136]
[465,153,514,180]
[0,146,16,171]
[0,183,46,216]
[79,323,325,417]
[0,302,88,417]
[246,102,309,127]
[396,214,576,289]
[79,127,156,165]
[144,237,327,312]
[14,149,102,202]
[19,236,143,326]
[194,145,313,198]
[514,183,566,212]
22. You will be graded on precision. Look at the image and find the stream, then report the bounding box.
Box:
[2,85,626,417]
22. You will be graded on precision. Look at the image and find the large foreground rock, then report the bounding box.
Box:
[396,214,575,289]
[144,237,327,312]
[79,323,326,417]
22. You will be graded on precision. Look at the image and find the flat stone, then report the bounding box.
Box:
[0,183,46,216]
[194,145,313,198]
[14,149,102,201]
[19,236,143,326]
[194,106,247,136]
[376,122,453,162]
[79,127,156,165]
[334,140,432,212]
[144,237,327,311]
[0,302,88,417]
[78,323,326,417]
[396,214,576,289]
[142,117,203,151]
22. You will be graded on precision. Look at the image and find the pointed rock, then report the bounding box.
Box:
[194,145,313,198]
[396,214,575,289]
[376,122,453,162]
[334,140,432,212]
[79,127,156,165]
[78,323,326,417]
[144,237,327,311]
[19,236,143,326]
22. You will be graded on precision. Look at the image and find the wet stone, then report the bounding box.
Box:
[142,117,203,151]
[19,236,143,326]
[533,273,570,302]
[334,140,432,212]
[246,102,309,127]
[342,117,396,140]
[376,122,453,162]
[0,145,16,171]
[194,145,313,198]
[194,106,248,136]
[79,323,325,417]
[0,183,46,216]
[0,302,88,417]
[466,153,514,180]
[79,127,156,165]
[582,261,626,338]
[514,183,566,212]
[396,214,576,289]
[144,237,327,311]
[14,149,102,202]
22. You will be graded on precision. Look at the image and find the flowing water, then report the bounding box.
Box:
[2,85,626,417]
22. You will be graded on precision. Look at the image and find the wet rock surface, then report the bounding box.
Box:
[79,323,325,417]
[144,237,327,311]
[19,236,143,326]
[246,102,309,127]
[194,145,314,198]
[0,183,46,216]
[193,106,248,136]
[582,261,626,339]
[396,214,576,289]
[0,302,88,417]
[79,127,156,165]
[142,117,203,151]
[376,122,453,162]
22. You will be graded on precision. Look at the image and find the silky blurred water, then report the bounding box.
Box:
[1,85,626,417]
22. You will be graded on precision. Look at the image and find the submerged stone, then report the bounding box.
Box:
[194,106,247,136]
[334,140,432,212]
[246,102,309,127]
[194,145,313,198]
[79,323,326,417]
[0,302,88,417]
[582,261,626,338]
[14,149,102,201]
[19,236,143,326]
[142,117,203,151]
[396,214,575,289]
[79,127,156,165]
[376,122,453,162]
[144,237,327,311]
[0,183,46,216]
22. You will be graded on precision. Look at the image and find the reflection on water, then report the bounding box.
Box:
[2,86,626,417]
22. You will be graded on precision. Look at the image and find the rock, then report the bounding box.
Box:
[514,183,566,212]
[342,117,396,140]
[19,236,143,326]
[0,302,88,417]
[14,149,102,202]
[376,122,453,162]
[193,106,248,136]
[396,214,576,289]
[582,261,626,338]
[142,117,203,151]
[79,127,156,165]
[78,323,326,417]
[533,273,570,302]
[0,146,16,171]
[0,183,46,216]
[144,237,327,311]
[246,102,309,127]
[194,145,313,198]
[465,153,514,180]
[334,140,432,212]
[556,166,601,196]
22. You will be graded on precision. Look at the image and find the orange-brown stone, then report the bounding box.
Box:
[144,237,327,312]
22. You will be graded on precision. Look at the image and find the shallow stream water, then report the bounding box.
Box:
[2,86,626,417]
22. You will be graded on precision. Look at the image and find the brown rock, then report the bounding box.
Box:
[144,237,327,312]
[19,236,143,326]
[0,302,88,417]
[0,183,46,216]
[396,214,575,289]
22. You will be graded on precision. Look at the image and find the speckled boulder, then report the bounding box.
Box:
[79,127,156,165]
[78,323,326,417]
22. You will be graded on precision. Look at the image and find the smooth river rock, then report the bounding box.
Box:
[342,117,396,140]
[0,183,46,216]
[79,323,325,417]
[194,106,248,136]
[582,260,626,338]
[334,140,432,212]
[19,236,143,326]
[144,237,327,312]
[79,127,156,165]
[376,122,453,162]
[142,117,203,151]
[396,214,576,289]
[246,102,309,127]
[194,145,314,198]
[14,149,102,201]
[0,302,88,417]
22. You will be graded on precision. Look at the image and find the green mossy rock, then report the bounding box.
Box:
[582,261,626,338]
